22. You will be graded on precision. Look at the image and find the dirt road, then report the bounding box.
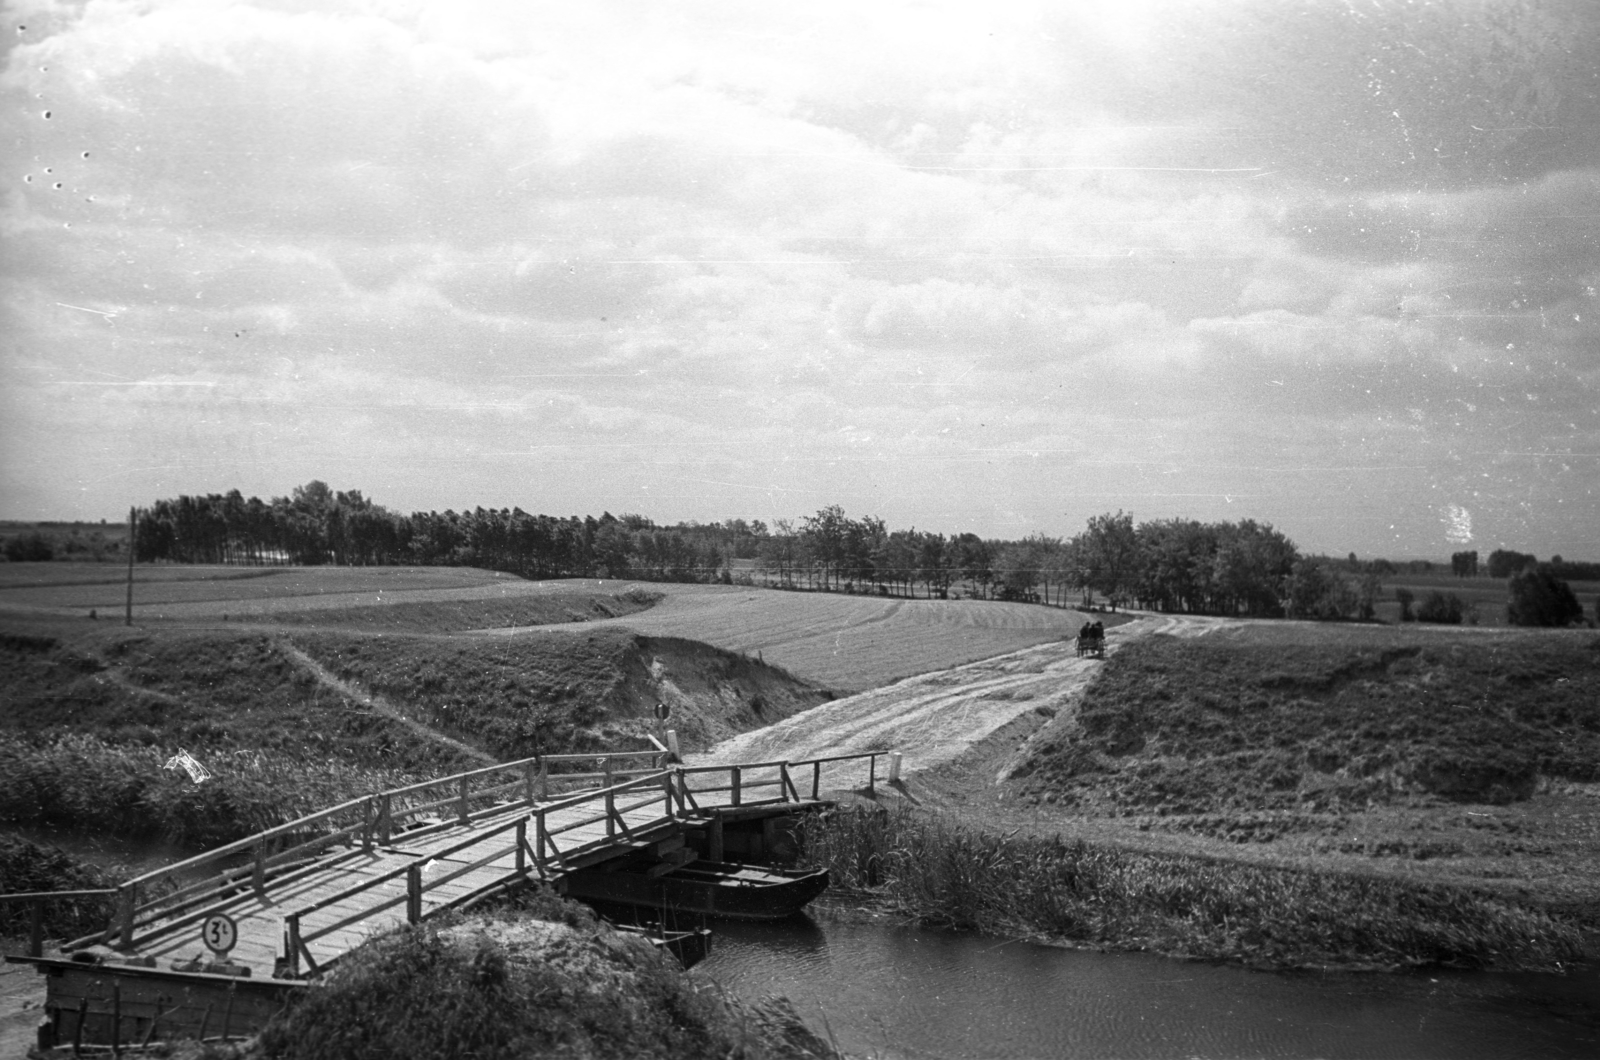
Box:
[691,613,1234,775]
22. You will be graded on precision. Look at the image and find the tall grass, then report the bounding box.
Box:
[0,734,422,848]
[0,835,118,938]
[798,807,1584,971]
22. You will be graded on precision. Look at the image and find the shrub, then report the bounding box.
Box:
[1507,566,1583,627]
[3,531,54,562]
[1415,591,1465,624]
[258,904,826,1060]
[0,836,118,939]
[1395,587,1415,622]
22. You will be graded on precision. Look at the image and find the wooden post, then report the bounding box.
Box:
[29,900,42,958]
[253,842,266,897]
[116,882,136,949]
[780,762,794,802]
[407,864,422,924]
[661,771,673,816]
[220,981,236,1042]
[666,730,680,760]
[124,506,136,627]
[605,788,616,838]
[457,776,470,824]
[73,997,87,1055]
[731,766,742,807]
[604,756,614,789]
[378,794,392,845]
[362,798,374,853]
[285,916,301,977]
[524,762,536,807]
[709,815,724,862]
[535,811,548,872]
[110,981,121,1058]
[539,758,550,800]
[868,754,876,793]
[888,752,902,783]
[812,760,821,800]
[515,819,527,874]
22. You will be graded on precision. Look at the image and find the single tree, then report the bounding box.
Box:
[1506,565,1584,626]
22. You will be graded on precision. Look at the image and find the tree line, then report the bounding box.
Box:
[99,481,1595,626]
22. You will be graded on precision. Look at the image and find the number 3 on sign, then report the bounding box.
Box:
[202,913,237,956]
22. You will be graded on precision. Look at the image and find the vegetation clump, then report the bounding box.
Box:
[0,835,118,939]
[258,898,834,1060]
[798,806,1583,971]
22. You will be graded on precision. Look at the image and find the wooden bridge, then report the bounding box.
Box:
[3,748,890,1048]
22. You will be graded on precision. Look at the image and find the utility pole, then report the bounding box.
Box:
[125,506,136,626]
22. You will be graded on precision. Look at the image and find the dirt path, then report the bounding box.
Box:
[691,613,1233,774]
[275,641,497,766]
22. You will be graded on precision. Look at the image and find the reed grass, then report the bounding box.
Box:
[0,834,117,938]
[0,734,421,847]
[797,806,1584,971]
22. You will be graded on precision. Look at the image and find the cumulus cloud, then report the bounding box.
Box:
[2,0,1597,556]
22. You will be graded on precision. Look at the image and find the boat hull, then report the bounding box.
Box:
[562,861,828,921]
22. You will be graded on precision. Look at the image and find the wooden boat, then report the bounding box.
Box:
[562,860,828,921]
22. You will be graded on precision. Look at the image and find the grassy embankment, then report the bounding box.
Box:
[0,601,825,851]
[798,624,1600,971]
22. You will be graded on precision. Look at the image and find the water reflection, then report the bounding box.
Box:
[694,909,1600,1060]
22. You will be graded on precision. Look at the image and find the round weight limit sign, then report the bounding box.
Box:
[201,913,238,957]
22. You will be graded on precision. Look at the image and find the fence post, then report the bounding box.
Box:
[524,762,536,807]
[378,794,393,845]
[539,758,550,800]
[457,776,470,824]
[515,819,527,874]
[604,757,614,789]
[253,842,266,897]
[407,864,422,924]
[362,798,374,853]
[536,810,548,872]
[285,915,301,977]
[732,766,742,807]
[29,900,42,958]
[812,760,821,800]
[780,762,794,802]
[605,787,617,837]
[868,754,876,794]
[888,752,902,783]
[661,770,673,817]
[116,882,136,949]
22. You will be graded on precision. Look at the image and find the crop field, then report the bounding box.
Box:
[0,563,584,616]
[489,585,1094,692]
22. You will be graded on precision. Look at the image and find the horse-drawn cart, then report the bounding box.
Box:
[1075,633,1105,658]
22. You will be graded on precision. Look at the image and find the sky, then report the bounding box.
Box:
[3,0,1598,559]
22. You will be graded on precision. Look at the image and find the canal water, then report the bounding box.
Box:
[693,909,1599,1059]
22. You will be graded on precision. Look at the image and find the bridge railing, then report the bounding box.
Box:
[674,750,885,811]
[76,750,667,953]
[283,769,683,976]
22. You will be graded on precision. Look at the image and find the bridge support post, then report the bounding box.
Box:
[731,767,742,807]
[524,762,536,807]
[535,812,548,873]
[457,777,470,824]
[709,815,724,862]
[362,798,373,853]
[378,794,393,845]
[868,755,876,793]
[285,916,301,977]
[812,761,821,800]
[605,789,616,838]
[515,819,527,874]
[406,864,422,924]
[253,843,266,897]
[116,882,136,949]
